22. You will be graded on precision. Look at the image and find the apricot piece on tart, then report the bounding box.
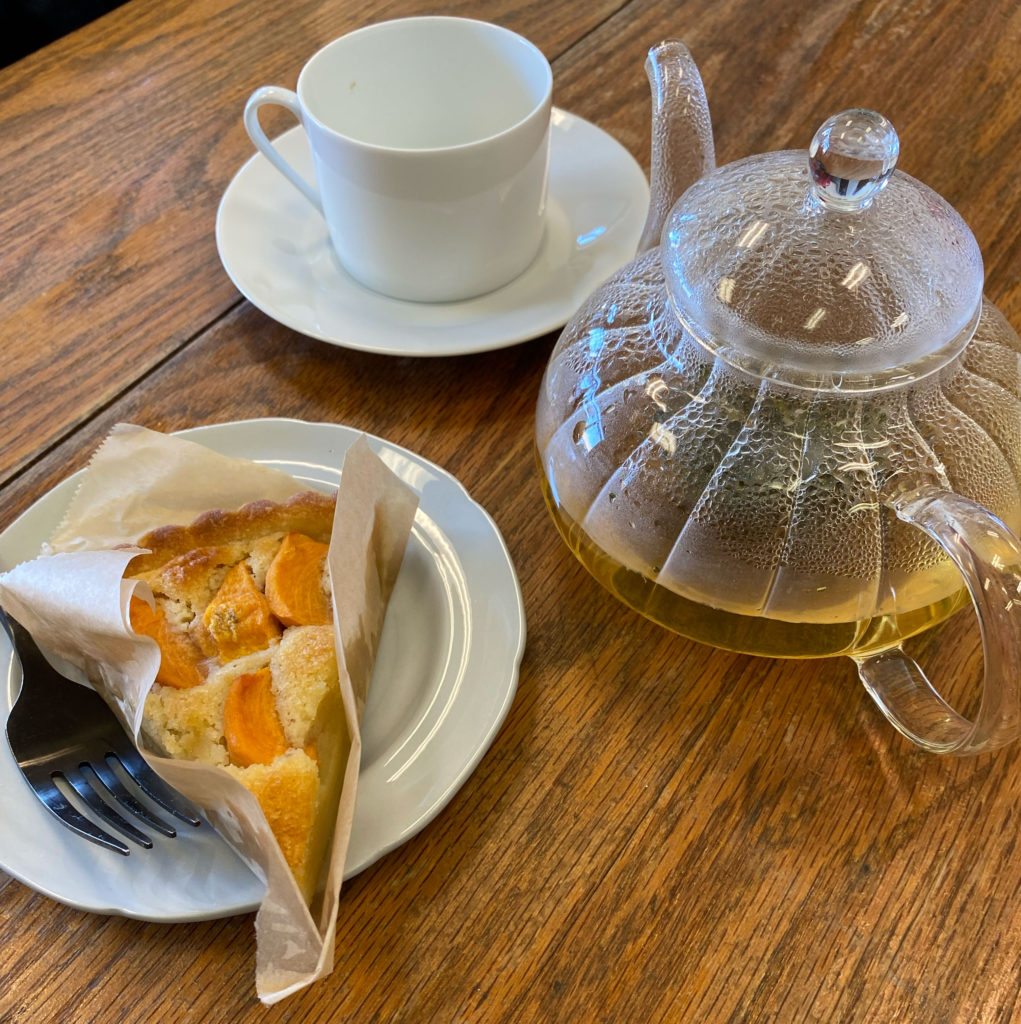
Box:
[265,533,331,627]
[223,667,290,768]
[203,562,282,661]
[129,595,206,690]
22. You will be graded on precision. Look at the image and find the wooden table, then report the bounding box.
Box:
[2,0,1021,1020]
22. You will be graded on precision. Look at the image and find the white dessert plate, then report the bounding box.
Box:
[215,108,649,355]
[0,419,525,922]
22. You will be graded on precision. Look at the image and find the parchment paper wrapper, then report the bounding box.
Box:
[0,423,418,1004]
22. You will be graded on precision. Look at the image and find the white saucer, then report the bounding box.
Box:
[215,109,649,356]
[0,419,525,922]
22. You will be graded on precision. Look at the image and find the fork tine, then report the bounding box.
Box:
[3,603,204,847]
[112,746,202,827]
[88,759,178,838]
[22,766,130,856]
[62,766,155,849]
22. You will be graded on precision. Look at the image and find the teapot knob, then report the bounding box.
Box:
[809,109,900,211]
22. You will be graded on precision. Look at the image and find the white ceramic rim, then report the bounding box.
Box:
[296,16,553,154]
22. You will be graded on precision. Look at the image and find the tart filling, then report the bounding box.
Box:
[127,490,346,902]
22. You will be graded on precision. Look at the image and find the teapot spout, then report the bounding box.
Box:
[637,40,716,252]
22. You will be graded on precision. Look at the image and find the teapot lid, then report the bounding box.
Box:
[662,109,984,392]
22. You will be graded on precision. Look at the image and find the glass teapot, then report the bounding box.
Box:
[535,40,1021,754]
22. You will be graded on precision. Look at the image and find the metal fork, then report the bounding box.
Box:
[1,605,201,855]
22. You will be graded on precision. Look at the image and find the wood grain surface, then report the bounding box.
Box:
[2,0,1021,1021]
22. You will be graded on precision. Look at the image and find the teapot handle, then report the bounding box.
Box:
[855,484,1021,754]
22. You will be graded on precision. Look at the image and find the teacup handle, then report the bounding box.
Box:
[243,86,323,213]
[854,484,1021,755]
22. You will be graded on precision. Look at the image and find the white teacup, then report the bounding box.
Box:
[244,17,553,303]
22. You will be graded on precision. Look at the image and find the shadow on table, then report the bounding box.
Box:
[1,0,127,67]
